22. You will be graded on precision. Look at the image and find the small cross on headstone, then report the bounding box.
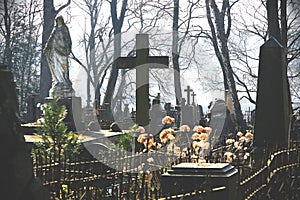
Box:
[116,34,169,127]
[184,85,193,105]
[191,91,196,105]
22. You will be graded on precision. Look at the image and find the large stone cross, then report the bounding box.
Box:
[184,85,193,105]
[116,34,169,127]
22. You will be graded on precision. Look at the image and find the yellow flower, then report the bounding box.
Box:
[203,127,212,135]
[224,152,236,163]
[192,133,201,141]
[236,131,243,137]
[136,126,145,134]
[192,141,201,152]
[199,133,208,141]
[193,125,204,133]
[159,128,175,143]
[239,136,247,142]
[245,132,253,139]
[180,125,190,132]
[226,138,235,145]
[167,134,175,141]
[162,116,175,125]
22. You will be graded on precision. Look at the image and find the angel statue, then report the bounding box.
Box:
[44,16,74,97]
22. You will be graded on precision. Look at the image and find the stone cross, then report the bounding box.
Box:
[184,85,193,105]
[191,91,196,105]
[116,34,169,127]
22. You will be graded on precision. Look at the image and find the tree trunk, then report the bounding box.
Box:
[206,0,246,131]
[172,0,182,105]
[40,0,56,98]
[102,0,127,121]
[3,0,12,68]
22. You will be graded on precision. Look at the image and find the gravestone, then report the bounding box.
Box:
[116,34,169,129]
[181,98,195,129]
[161,162,238,200]
[199,105,209,126]
[0,64,49,200]
[149,93,166,134]
[254,37,289,148]
[208,99,230,146]
[25,93,42,122]
[184,85,193,105]
[191,91,196,105]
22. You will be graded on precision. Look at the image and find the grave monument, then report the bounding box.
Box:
[116,34,169,129]
[161,162,238,199]
[254,37,289,148]
[0,64,49,200]
[44,16,83,131]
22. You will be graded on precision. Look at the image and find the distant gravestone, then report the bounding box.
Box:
[116,34,169,128]
[254,37,289,148]
[184,85,193,105]
[150,93,166,134]
[25,93,42,122]
[191,91,196,105]
[181,98,194,129]
[208,99,229,146]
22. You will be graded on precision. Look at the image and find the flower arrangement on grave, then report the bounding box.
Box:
[223,130,254,165]
[190,125,212,163]
[135,116,177,153]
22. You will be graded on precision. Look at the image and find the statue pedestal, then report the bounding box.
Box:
[45,96,84,132]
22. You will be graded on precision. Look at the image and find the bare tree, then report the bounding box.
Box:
[204,0,246,131]
[102,0,128,120]
[0,0,42,117]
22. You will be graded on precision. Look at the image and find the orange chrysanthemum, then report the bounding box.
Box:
[136,126,145,134]
[193,125,204,133]
[162,116,175,125]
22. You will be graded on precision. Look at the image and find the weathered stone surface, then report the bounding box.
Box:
[161,162,238,199]
[254,37,289,148]
[0,64,49,200]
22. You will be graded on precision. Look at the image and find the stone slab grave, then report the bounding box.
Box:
[24,129,124,145]
[161,162,238,199]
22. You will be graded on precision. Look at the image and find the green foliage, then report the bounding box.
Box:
[35,98,80,161]
[118,132,132,152]
[116,124,138,152]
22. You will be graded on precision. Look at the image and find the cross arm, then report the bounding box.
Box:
[148,56,169,68]
[116,57,137,69]
[116,56,169,69]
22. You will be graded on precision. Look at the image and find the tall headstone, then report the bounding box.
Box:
[254,37,289,148]
[0,64,49,200]
[116,34,169,128]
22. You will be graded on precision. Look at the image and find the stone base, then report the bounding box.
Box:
[45,96,84,132]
